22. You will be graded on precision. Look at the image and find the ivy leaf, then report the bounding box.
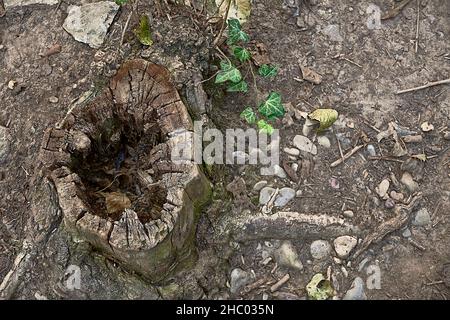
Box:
[134,15,153,46]
[240,107,256,124]
[258,92,285,119]
[115,0,128,5]
[233,47,251,62]
[258,64,278,77]
[227,18,250,45]
[308,108,338,132]
[227,80,248,93]
[257,119,274,135]
[215,61,242,84]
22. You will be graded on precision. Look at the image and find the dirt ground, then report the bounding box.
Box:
[0,0,449,300]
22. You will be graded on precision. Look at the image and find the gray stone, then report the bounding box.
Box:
[4,0,58,9]
[317,136,331,148]
[274,187,296,207]
[260,164,287,178]
[273,241,303,271]
[230,268,252,294]
[322,24,344,42]
[402,228,412,238]
[253,180,268,191]
[63,2,120,49]
[259,187,276,205]
[412,208,431,226]
[366,144,376,157]
[385,198,395,209]
[343,277,367,300]
[343,210,354,218]
[400,172,419,193]
[0,126,11,163]
[284,147,300,156]
[333,235,357,259]
[310,240,331,260]
[293,135,317,155]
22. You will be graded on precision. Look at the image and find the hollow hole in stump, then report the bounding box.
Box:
[69,108,168,224]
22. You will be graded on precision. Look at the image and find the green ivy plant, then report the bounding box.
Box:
[214,18,283,135]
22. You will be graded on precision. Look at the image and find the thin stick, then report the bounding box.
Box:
[196,70,220,85]
[121,11,134,46]
[270,273,290,292]
[248,61,258,104]
[368,156,404,163]
[212,0,231,46]
[215,47,231,65]
[396,78,450,94]
[415,0,420,53]
[331,145,364,167]
[336,133,344,162]
[120,0,140,46]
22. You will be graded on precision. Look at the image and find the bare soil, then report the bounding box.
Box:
[0,0,449,300]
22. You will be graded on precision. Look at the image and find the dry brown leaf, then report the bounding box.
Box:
[300,65,322,84]
[381,0,412,20]
[101,191,131,214]
[250,42,271,67]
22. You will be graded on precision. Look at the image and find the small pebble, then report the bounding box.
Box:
[343,210,354,218]
[366,144,376,157]
[443,132,450,140]
[284,147,300,156]
[333,236,357,259]
[329,177,340,189]
[390,190,404,201]
[310,240,332,260]
[253,180,268,191]
[385,198,395,209]
[49,96,59,104]
[317,136,331,148]
[402,228,412,238]
[412,208,431,226]
[7,80,16,90]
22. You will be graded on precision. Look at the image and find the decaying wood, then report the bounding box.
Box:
[229,211,360,242]
[36,59,211,282]
[352,194,422,258]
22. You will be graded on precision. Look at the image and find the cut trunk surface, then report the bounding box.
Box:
[37,59,210,282]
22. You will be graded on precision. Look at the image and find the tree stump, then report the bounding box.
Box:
[37,59,211,282]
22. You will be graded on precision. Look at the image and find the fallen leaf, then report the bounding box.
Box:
[381,0,412,20]
[376,122,396,142]
[216,0,252,23]
[308,109,338,132]
[250,42,271,67]
[101,191,132,214]
[306,273,333,300]
[300,65,322,84]
[411,154,427,162]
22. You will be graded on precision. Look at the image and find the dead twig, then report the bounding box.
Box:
[212,0,231,47]
[270,273,290,292]
[396,78,450,94]
[331,145,364,168]
[408,238,426,251]
[120,0,140,46]
[353,193,422,258]
[414,0,420,53]
[368,156,404,163]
